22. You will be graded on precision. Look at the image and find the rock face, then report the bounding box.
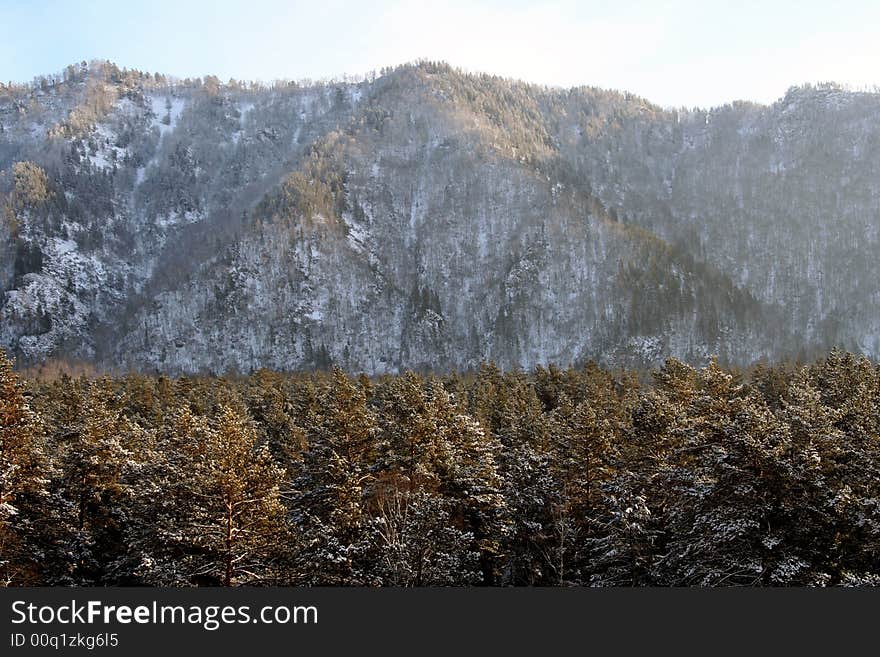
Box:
[1,61,877,373]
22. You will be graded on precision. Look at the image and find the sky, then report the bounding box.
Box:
[2,0,879,108]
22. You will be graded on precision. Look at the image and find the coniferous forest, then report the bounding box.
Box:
[2,347,879,587]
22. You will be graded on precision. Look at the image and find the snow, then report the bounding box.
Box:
[53,238,77,255]
[149,94,186,139]
[86,123,127,170]
[626,336,663,362]
[155,209,203,228]
[239,101,255,121]
[115,97,139,117]
[346,221,368,253]
[232,101,255,145]
[4,71,880,374]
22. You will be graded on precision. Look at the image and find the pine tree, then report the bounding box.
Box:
[53,381,139,584]
[546,393,619,582]
[158,405,290,586]
[375,373,446,492]
[653,361,828,585]
[292,368,377,584]
[0,350,48,585]
[430,383,508,585]
[588,483,657,586]
[1,351,878,586]
[364,487,480,585]
[498,442,561,584]
[775,370,849,583]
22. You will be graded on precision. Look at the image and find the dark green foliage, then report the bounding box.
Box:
[4,348,880,586]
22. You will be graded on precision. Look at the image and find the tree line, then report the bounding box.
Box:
[1,348,879,586]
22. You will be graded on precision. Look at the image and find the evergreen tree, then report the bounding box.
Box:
[160,405,289,586]
[0,350,48,585]
[1,351,879,586]
[53,381,140,584]
[292,368,377,584]
[364,487,480,585]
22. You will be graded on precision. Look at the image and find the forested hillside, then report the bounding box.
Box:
[3,348,879,586]
[2,61,879,373]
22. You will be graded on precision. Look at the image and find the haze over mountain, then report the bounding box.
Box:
[1,60,878,374]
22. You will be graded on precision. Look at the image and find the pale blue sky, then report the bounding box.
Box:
[2,0,879,108]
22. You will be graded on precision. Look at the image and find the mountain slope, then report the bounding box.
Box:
[1,61,875,372]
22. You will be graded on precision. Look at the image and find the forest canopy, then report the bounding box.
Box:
[1,348,879,587]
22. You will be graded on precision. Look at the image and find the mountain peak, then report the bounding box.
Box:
[2,63,878,373]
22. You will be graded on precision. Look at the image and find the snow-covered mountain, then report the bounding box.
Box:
[1,61,877,373]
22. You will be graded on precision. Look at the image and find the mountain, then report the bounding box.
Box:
[1,60,877,374]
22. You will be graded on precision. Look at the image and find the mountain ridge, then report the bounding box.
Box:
[1,60,877,373]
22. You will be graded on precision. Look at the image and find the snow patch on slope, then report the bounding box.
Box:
[148,95,186,139]
[86,123,127,170]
